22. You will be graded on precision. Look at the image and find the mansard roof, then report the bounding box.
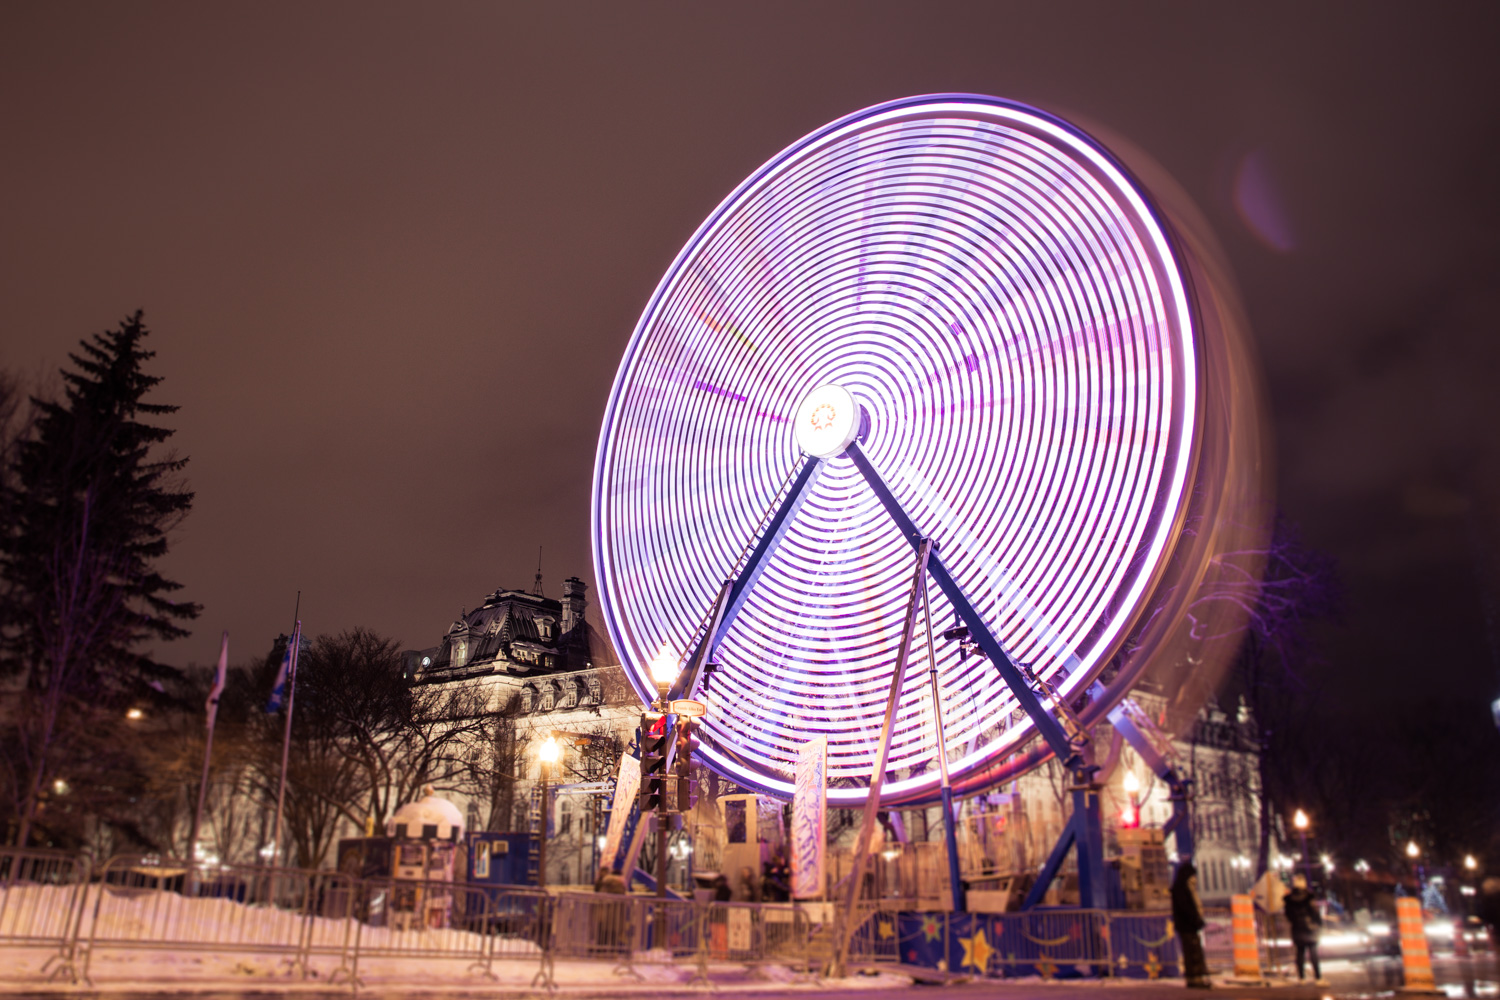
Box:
[410,582,618,684]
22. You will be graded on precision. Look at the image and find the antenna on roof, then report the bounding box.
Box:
[532,546,544,597]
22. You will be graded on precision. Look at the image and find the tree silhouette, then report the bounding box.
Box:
[0,311,199,847]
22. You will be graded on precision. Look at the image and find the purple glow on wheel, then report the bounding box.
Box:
[592,95,1200,804]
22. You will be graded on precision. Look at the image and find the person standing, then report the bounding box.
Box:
[763,850,791,902]
[739,864,762,902]
[1171,860,1212,988]
[1283,874,1325,985]
[1477,877,1500,978]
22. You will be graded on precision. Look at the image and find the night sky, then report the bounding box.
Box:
[3,4,1498,742]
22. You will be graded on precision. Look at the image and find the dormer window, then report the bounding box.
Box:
[537,617,556,641]
[453,640,468,668]
[540,684,556,712]
[560,682,577,710]
[520,685,536,713]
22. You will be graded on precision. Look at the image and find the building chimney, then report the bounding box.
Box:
[562,577,586,634]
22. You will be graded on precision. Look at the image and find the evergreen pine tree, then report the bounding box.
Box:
[1,311,200,846]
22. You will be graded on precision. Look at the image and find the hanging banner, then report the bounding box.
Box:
[601,753,641,870]
[791,735,828,899]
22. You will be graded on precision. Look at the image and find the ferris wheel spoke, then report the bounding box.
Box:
[843,440,1080,767]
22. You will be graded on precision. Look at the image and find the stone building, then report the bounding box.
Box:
[406,577,642,886]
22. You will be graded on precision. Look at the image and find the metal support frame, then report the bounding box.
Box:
[1108,698,1196,862]
[920,567,966,914]
[844,443,1105,909]
[831,538,932,976]
[660,441,1136,918]
[669,454,823,703]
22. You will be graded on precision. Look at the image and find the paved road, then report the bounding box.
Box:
[4,954,1495,1000]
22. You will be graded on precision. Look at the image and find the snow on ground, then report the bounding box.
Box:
[2,881,913,993]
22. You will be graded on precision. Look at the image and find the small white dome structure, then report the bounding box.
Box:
[386,785,464,841]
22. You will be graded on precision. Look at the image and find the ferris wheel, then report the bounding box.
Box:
[592,95,1261,808]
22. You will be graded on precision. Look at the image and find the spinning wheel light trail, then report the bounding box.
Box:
[593,95,1211,813]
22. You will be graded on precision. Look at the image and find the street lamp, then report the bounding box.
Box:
[1464,854,1477,872]
[1405,840,1425,894]
[1121,770,1141,828]
[1293,809,1310,880]
[649,650,678,703]
[537,736,561,889]
[646,650,679,901]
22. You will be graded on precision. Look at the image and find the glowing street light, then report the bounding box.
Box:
[1464,854,1477,871]
[649,649,679,700]
[1407,840,1420,860]
[1293,809,1311,879]
[1120,770,1142,829]
[539,736,561,765]
[535,735,562,890]
[125,707,144,721]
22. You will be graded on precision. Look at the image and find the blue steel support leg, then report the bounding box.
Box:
[939,786,966,911]
[1073,782,1106,909]
[1023,812,1078,908]
[669,454,823,701]
[844,443,1079,768]
[1108,702,1195,864]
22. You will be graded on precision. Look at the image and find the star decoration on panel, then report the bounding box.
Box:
[959,927,994,975]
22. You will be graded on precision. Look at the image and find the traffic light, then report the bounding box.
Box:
[639,713,667,812]
[674,719,700,812]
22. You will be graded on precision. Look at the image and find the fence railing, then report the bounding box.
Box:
[7,847,1335,990]
[0,846,92,979]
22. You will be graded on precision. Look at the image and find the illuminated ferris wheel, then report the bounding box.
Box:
[592,95,1260,807]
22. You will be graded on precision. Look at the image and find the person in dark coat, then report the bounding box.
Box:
[712,873,733,901]
[1283,874,1324,983]
[763,850,792,902]
[1171,860,1212,988]
[1478,877,1500,978]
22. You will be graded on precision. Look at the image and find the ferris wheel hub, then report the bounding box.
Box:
[793,384,863,458]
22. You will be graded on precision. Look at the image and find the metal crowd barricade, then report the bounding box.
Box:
[80,855,315,984]
[637,897,700,959]
[1200,904,1237,969]
[338,876,540,987]
[1107,911,1182,979]
[988,908,1110,976]
[551,891,638,961]
[0,847,92,980]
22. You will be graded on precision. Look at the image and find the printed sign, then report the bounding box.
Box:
[727,906,753,951]
[601,754,641,870]
[791,735,828,899]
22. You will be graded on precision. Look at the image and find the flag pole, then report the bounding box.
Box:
[189,630,229,866]
[271,608,301,869]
